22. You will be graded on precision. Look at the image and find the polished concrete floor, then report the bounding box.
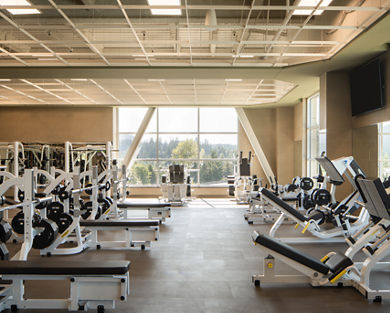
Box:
[10,198,390,312]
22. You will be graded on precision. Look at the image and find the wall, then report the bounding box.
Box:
[321,71,353,198]
[239,107,296,186]
[276,107,294,184]
[0,107,113,142]
[352,125,378,178]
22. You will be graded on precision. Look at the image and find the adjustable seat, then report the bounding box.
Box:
[261,188,308,223]
[252,231,353,286]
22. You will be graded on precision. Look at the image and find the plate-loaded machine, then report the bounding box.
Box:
[251,177,390,303]
[107,162,172,224]
[0,169,130,312]
[261,156,369,243]
[42,166,159,254]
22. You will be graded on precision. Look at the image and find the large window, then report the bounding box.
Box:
[306,94,326,177]
[378,121,390,179]
[118,108,238,186]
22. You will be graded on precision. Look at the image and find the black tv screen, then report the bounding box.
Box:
[350,58,385,116]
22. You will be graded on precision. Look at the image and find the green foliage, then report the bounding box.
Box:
[171,139,197,159]
[124,137,236,185]
[129,162,151,185]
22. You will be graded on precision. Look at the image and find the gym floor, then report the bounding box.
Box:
[11,199,390,313]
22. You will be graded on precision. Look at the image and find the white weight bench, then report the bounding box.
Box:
[0,260,130,312]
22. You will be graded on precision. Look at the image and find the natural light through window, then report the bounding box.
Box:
[306,93,326,176]
[118,107,238,186]
[378,122,390,179]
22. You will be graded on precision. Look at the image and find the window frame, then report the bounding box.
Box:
[378,122,390,179]
[306,93,326,177]
[117,107,238,187]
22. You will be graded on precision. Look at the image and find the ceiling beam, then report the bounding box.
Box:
[0,5,383,11]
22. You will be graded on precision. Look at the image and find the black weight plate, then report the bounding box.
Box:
[11,211,25,235]
[313,189,331,206]
[81,201,102,220]
[47,201,64,220]
[32,218,58,249]
[105,196,113,205]
[17,190,25,202]
[0,220,12,243]
[300,177,314,191]
[54,213,73,233]
[98,198,111,215]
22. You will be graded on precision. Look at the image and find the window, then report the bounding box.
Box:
[306,93,326,177]
[118,107,238,186]
[378,122,390,179]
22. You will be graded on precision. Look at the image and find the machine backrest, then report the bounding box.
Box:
[359,178,390,220]
[315,156,344,185]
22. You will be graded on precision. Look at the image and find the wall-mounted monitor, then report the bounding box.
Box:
[350,57,386,116]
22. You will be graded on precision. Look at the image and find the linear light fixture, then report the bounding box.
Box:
[70,78,88,82]
[0,0,41,15]
[225,79,243,82]
[293,0,332,16]
[147,0,181,16]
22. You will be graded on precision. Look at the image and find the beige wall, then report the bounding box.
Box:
[293,101,304,141]
[276,107,294,184]
[321,71,353,198]
[352,125,378,178]
[238,107,296,186]
[0,107,113,143]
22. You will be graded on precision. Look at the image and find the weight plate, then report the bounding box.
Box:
[54,213,73,234]
[0,220,12,243]
[47,201,65,220]
[300,177,314,191]
[11,211,25,234]
[32,218,58,250]
[17,190,25,202]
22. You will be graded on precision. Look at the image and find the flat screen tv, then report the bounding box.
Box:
[350,58,386,116]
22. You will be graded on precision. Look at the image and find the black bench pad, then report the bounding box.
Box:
[261,188,307,222]
[0,261,130,275]
[253,232,330,275]
[118,202,171,209]
[81,220,159,227]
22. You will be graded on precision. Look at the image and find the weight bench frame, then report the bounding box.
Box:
[82,221,159,250]
[0,267,129,312]
[113,203,171,223]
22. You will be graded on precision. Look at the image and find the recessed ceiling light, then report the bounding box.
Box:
[70,78,88,82]
[1,0,41,15]
[0,79,10,82]
[225,79,243,82]
[147,0,181,16]
[148,79,165,82]
[293,0,332,16]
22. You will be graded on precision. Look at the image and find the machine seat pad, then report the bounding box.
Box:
[281,197,299,202]
[81,220,159,227]
[261,188,308,223]
[0,260,130,275]
[324,253,353,273]
[118,202,171,209]
[253,232,330,275]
